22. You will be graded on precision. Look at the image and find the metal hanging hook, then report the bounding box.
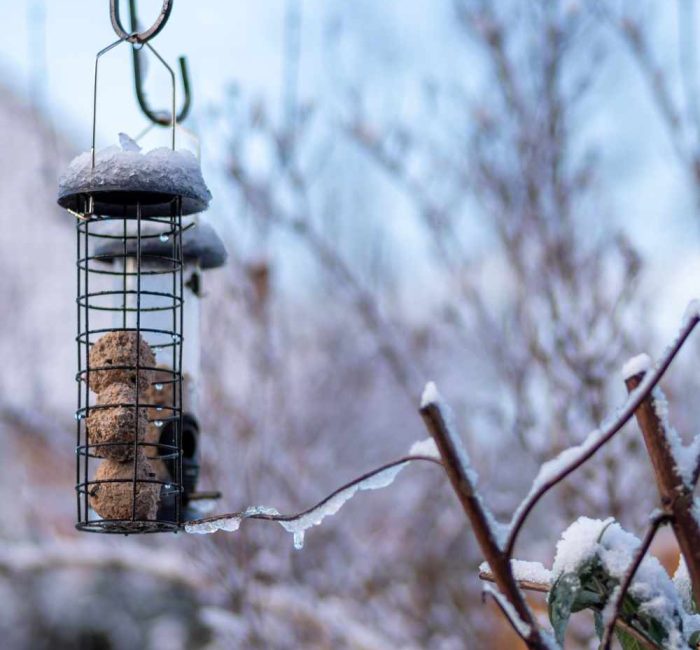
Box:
[127,0,192,126]
[110,0,173,44]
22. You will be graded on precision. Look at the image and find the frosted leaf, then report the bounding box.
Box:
[621,353,652,380]
[408,437,440,459]
[552,517,700,644]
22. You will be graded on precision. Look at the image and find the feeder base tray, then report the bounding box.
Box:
[76,519,180,535]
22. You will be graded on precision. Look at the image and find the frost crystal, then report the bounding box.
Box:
[480,559,552,586]
[621,353,652,381]
[421,381,441,408]
[185,516,242,535]
[408,437,440,459]
[653,387,700,488]
[278,463,408,549]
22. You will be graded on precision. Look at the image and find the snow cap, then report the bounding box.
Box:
[57,135,212,217]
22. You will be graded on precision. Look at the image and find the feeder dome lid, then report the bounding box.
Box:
[95,220,228,270]
[57,135,212,217]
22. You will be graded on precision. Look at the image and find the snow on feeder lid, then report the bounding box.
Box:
[57,133,211,217]
[56,1,200,534]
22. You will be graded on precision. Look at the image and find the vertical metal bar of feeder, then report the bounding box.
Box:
[176,198,184,524]
[169,209,177,517]
[121,209,127,330]
[75,211,82,523]
[83,212,91,524]
[92,37,129,170]
[131,201,142,523]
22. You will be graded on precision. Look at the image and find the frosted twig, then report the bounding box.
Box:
[625,368,700,608]
[479,570,550,594]
[482,584,532,642]
[505,310,699,557]
[420,383,551,649]
[598,512,670,650]
[185,454,442,540]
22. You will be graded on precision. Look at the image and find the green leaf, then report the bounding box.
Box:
[615,627,646,650]
[593,610,604,640]
[548,572,582,645]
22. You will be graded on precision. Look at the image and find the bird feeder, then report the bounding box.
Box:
[56,11,212,533]
[93,220,227,520]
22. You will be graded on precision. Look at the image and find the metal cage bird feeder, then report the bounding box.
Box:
[56,1,212,534]
[93,220,227,520]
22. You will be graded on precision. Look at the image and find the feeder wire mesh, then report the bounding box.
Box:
[56,5,210,533]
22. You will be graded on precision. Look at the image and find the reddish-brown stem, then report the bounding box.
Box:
[599,512,670,650]
[506,314,698,557]
[626,372,700,607]
[420,401,550,649]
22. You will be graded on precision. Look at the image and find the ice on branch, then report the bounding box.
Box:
[652,387,700,488]
[278,463,407,549]
[621,353,652,381]
[186,428,446,545]
[482,584,533,640]
[185,506,280,535]
[421,380,441,408]
[480,559,552,587]
[409,437,440,459]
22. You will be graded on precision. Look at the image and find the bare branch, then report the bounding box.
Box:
[479,568,550,594]
[505,310,699,557]
[185,454,442,532]
[482,584,532,644]
[626,369,700,606]
[599,512,670,650]
[419,385,551,649]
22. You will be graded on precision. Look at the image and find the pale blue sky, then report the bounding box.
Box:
[0,1,697,338]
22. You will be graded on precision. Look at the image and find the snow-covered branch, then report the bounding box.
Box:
[625,349,700,609]
[185,453,442,548]
[419,382,553,649]
[505,306,700,557]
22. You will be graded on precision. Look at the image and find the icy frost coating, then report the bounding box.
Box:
[408,437,440,459]
[480,559,553,586]
[481,584,532,640]
[185,506,280,535]
[652,387,700,488]
[621,353,652,381]
[278,463,408,549]
[58,134,212,204]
